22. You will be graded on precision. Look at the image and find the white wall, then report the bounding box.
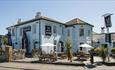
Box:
[65,25,92,54]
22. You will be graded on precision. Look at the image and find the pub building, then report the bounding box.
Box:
[7,12,93,55]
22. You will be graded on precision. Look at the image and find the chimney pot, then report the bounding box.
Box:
[35,12,41,18]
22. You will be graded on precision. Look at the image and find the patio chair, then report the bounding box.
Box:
[77,51,89,61]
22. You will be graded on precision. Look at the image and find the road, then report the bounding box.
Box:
[0,62,115,70]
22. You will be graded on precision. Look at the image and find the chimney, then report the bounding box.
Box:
[101,27,105,33]
[17,18,21,24]
[35,12,41,18]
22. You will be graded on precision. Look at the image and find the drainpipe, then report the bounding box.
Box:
[91,26,93,46]
[39,20,41,49]
[15,26,18,49]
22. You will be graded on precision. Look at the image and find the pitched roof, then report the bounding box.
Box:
[65,18,94,27]
[14,16,65,26]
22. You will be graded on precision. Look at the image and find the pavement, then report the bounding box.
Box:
[0,62,115,70]
[0,56,114,70]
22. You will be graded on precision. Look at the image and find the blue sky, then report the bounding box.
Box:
[0,0,115,35]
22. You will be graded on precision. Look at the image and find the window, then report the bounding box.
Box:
[88,30,90,36]
[45,25,52,36]
[54,40,57,51]
[79,28,84,36]
[12,28,15,36]
[113,42,115,47]
[20,28,22,36]
[33,24,36,34]
[62,27,64,35]
[53,25,57,34]
[67,29,70,36]
[8,29,11,33]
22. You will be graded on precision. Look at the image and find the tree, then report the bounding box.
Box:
[2,35,8,45]
[65,38,73,62]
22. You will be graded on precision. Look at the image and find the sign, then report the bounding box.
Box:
[23,26,31,32]
[104,15,112,27]
[45,25,52,36]
[105,33,111,43]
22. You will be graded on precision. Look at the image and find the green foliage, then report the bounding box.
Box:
[65,38,72,49]
[90,48,95,52]
[99,46,108,62]
[111,48,115,54]
[65,38,73,62]
[2,36,8,45]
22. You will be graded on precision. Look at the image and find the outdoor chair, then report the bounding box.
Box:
[76,51,89,61]
[49,52,57,62]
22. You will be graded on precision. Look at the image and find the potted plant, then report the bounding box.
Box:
[65,38,73,62]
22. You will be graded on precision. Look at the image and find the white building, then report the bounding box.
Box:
[7,12,93,54]
[65,18,93,53]
[93,32,115,48]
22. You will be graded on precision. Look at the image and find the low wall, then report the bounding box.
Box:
[0,49,7,62]
[13,49,26,60]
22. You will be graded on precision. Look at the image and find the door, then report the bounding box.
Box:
[26,32,31,54]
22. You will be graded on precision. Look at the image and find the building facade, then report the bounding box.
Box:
[65,18,93,53]
[93,32,115,48]
[7,13,93,54]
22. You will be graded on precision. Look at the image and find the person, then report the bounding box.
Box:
[89,50,94,64]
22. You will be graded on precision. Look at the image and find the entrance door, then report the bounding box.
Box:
[58,41,64,52]
[26,32,31,55]
[60,41,64,52]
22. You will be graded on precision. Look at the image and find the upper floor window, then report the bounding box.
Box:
[62,27,64,35]
[79,28,84,36]
[88,30,90,36]
[8,29,11,33]
[20,28,23,36]
[53,25,57,34]
[12,28,15,36]
[33,24,36,34]
[67,29,70,36]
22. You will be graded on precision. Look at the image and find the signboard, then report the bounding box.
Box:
[45,25,52,36]
[105,33,111,43]
[23,26,31,32]
[104,15,112,27]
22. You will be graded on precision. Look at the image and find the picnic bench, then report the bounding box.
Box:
[76,51,89,61]
[39,54,57,62]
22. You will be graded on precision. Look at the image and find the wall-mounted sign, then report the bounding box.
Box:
[45,25,52,36]
[104,15,112,27]
[23,26,31,32]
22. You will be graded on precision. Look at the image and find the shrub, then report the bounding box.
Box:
[111,48,115,54]
[99,46,108,63]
